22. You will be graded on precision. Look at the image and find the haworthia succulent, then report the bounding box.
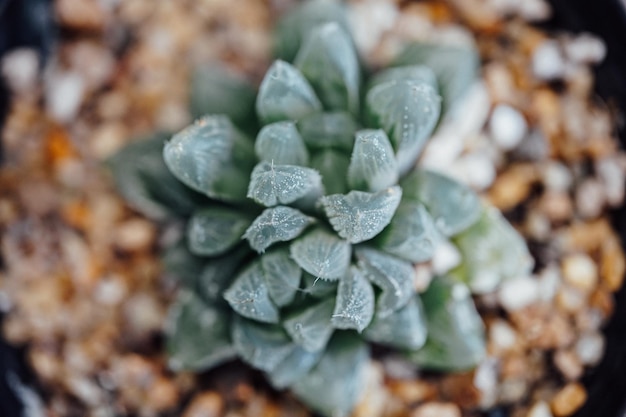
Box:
[284,298,335,352]
[247,161,323,207]
[348,129,399,192]
[268,345,323,389]
[310,148,351,195]
[186,207,252,256]
[231,316,294,372]
[223,261,279,324]
[243,205,315,253]
[290,228,352,281]
[261,247,302,307]
[364,297,427,350]
[368,65,438,91]
[298,111,358,152]
[331,266,375,332]
[255,121,310,166]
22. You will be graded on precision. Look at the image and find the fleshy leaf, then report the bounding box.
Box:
[231,316,293,373]
[187,208,252,256]
[453,205,533,294]
[166,290,235,371]
[393,43,479,114]
[310,149,351,195]
[320,186,402,244]
[244,205,315,253]
[331,266,375,332]
[107,133,205,220]
[377,201,440,263]
[290,228,351,281]
[401,169,481,236]
[364,297,427,350]
[223,261,279,323]
[347,129,399,192]
[292,333,369,417]
[408,276,486,371]
[189,66,257,130]
[295,22,360,115]
[197,247,249,303]
[256,60,322,124]
[268,346,323,389]
[273,0,348,62]
[283,298,335,352]
[368,65,438,91]
[355,247,415,317]
[366,79,441,174]
[247,161,323,207]
[302,272,338,298]
[163,115,255,202]
[298,111,358,152]
[261,248,302,307]
[162,240,205,287]
[255,121,310,166]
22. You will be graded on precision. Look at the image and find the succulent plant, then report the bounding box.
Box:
[108,1,533,416]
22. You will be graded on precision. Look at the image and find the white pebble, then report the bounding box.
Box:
[489,104,528,150]
[564,33,606,64]
[1,48,39,93]
[449,152,497,190]
[596,157,626,206]
[489,319,517,351]
[537,264,562,301]
[527,401,554,417]
[517,0,551,21]
[541,161,573,192]
[348,1,398,54]
[498,276,539,311]
[561,253,598,293]
[45,71,85,123]
[532,40,566,80]
[431,240,461,275]
[474,358,499,408]
[575,332,605,366]
[575,178,605,218]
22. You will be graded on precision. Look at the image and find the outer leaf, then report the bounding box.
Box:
[261,248,302,307]
[162,240,205,287]
[302,272,338,298]
[255,121,309,166]
[290,228,351,281]
[268,346,323,389]
[247,161,323,207]
[355,247,415,317]
[331,266,375,332]
[256,60,322,124]
[163,115,255,202]
[364,297,427,350]
[368,65,438,91]
[244,205,315,253]
[292,333,369,417]
[295,22,360,115]
[273,0,348,62]
[189,66,257,130]
[453,205,533,294]
[223,261,279,323]
[231,316,293,373]
[408,276,486,371]
[348,129,399,192]
[196,247,249,303]
[401,169,481,236]
[298,111,358,152]
[310,149,350,195]
[377,201,440,263]
[283,298,335,352]
[107,134,205,220]
[393,43,479,114]
[366,79,441,174]
[166,290,235,371]
[320,186,402,244]
[187,208,252,256]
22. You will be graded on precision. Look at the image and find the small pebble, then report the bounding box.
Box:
[574,331,604,366]
[45,71,86,123]
[432,240,461,275]
[575,178,605,218]
[1,48,39,93]
[489,104,528,150]
[563,33,606,64]
[527,401,554,417]
[532,40,566,80]
[553,349,583,381]
[489,319,517,352]
[498,276,539,311]
[561,253,598,293]
[550,383,587,417]
[411,402,461,417]
[541,162,572,192]
[114,219,156,252]
[182,391,224,417]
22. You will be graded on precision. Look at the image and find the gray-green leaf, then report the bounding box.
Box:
[368,65,438,91]
[166,290,235,371]
[290,228,351,281]
[197,247,249,303]
[268,346,323,389]
[247,161,323,207]
[163,115,255,202]
[310,149,351,195]
[298,111,358,152]
[332,266,375,332]
[348,129,399,192]
[366,79,441,174]
[401,169,481,236]
[408,276,486,371]
[244,205,315,253]
[355,247,415,317]
[378,201,440,263]
[295,22,360,115]
[223,261,279,323]
[292,333,369,417]
[231,316,293,373]
[364,297,427,350]
[320,186,402,244]
[187,208,252,256]
[284,298,335,352]
[255,121,310,166]
[256,60,322,124]
[302,272,338,298]
[261,248,302,307]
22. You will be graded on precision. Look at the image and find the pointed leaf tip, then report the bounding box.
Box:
[290,228,351,281]
[348,129,399,192]
[332,266,375,332]
[244,206,315,253]
[247,161,323,207]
